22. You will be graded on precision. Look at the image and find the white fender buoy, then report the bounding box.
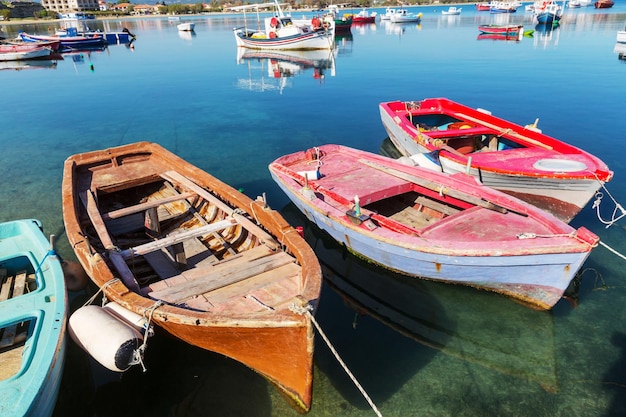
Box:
[69,305,144,372]
[104,302,153,337]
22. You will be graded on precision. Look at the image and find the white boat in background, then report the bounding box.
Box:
[381,7,398,20]
[232,0,334,50]
[442,6,462,15]
[177,22,195,31]
[389,8,423,23]
[617,27,626,43]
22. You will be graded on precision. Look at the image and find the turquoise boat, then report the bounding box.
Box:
[0,219,67,417]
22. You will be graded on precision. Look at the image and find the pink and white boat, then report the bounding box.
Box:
[0,42,57,61]
[379,98,613,223]
[269,144,599,310]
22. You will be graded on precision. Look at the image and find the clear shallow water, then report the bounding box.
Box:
[3,4,626,416]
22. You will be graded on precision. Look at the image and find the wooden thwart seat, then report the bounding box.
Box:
[148,249,295,304]
[118,217,236,260]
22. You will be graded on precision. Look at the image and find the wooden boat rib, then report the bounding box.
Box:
[269,144,599,311]
[379,97,613,223]
[62,142,322,412]
[0,219,67,417]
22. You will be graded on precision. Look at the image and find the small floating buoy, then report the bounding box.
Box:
[69,305,144,372]
[61,260,89,292]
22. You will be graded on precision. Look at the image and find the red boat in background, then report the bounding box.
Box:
[476,2,491,10]
[594,0,614,8]
[350,8,377,23]
[379,97,613,223]
[478,24,524,35]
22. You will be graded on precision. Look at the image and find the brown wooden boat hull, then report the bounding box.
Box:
[62,142,322,412]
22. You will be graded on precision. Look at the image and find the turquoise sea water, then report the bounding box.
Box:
[3,4,626,416]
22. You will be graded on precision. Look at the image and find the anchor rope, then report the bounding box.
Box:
[290,303,384,417]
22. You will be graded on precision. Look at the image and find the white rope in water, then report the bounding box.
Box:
[290,303,383,417]
[599,240,626,261]
[592,182,626,228]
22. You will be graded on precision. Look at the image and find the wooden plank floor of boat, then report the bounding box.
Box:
[145,245,301,311]
[0,269,34,381]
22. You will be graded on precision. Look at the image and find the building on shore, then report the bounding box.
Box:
[41,0,98,14]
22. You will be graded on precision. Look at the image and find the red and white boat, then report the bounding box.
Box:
[269,144,599,310]
[0,42,57,61]
[231,0,334,51]
[379,98,613,223]
[478,24,524,35]
[476,2,492,10]
[350,8,377,23]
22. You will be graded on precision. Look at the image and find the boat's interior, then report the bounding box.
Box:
[80,171,301,313]
[364,190,464,231]
[0,257,37,381]
[406,113,526,154]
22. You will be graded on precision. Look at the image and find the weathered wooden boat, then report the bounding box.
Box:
[478,24,524,35]
[0,219,67,417]
[379,97,613,223]
[62,141,322,412]
[282,204,559,392]
[232,1,334,51]
[269,144,599,311]
[19,29,106,50]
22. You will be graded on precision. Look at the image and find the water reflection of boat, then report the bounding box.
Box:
[236,48,336,92]
[281,203,559,392]
[614,42,626,60]
[0,59,59,71]
[477,33,522,41]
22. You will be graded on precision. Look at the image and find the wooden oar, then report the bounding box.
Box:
[360,159,527,216]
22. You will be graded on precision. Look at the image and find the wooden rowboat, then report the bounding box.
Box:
[379,97,613,223]
[269,144,598,310]
[62,142,322,412]
[0,219,67,417]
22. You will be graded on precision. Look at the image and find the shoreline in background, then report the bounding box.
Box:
[0,3,468,27]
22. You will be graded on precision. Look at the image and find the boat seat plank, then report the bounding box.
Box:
[142,244,273,294]
[160,171,280,250]
[0,271,26,348]
[149,250,294,304]
[204,262,301,309]
[0,268,10,301]
[102,191,196,220]
[119,218,236,260]
[80,189,141,292]
[414,195,460,216]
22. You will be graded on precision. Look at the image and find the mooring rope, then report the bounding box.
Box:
[133,300,165,372]
[590,176,626,228]
[290,303,383,417]
[598,240,626,261]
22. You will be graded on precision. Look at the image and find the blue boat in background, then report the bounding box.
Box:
[0,219,67,417]
[534,1,563,23]
[19,28,107,50]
